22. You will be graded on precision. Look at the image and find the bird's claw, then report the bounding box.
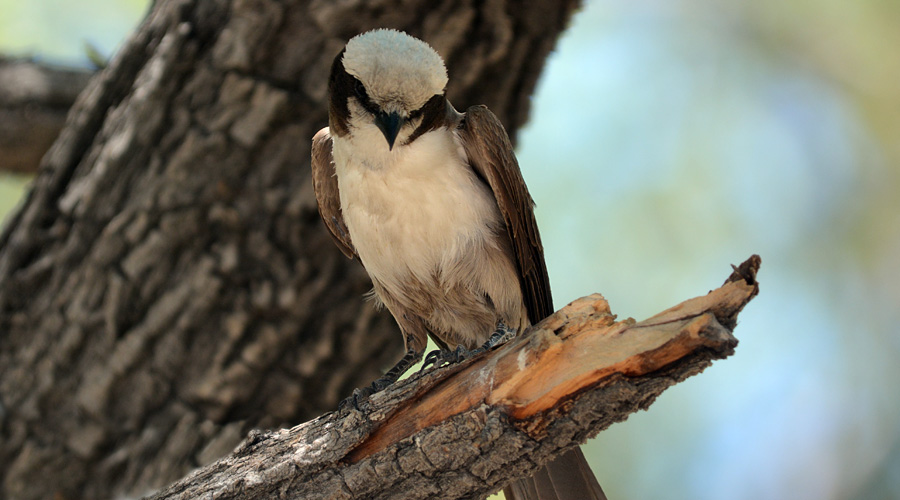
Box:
[338,375,394,411]
[419,345,473,372]
[418,322,519,374]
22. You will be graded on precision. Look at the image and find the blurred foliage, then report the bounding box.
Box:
[0,0,147,64]
[1,1,898,499]
[515,1,900,499]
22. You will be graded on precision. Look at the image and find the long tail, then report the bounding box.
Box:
[503,447,607,500]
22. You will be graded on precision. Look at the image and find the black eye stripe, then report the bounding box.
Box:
[405,94,447,145]
[348,77,381,115]
[358,98,380,116]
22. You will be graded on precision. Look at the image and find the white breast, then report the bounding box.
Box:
[332,126,500,292]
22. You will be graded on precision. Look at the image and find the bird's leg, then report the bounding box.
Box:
[420,321,518,372]
[339,348,422,410]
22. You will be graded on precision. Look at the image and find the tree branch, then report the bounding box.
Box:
[147,256,760,500]
[0,57,93,174]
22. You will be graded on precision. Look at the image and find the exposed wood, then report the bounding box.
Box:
[0,1,581,499]
[147,256,759,500]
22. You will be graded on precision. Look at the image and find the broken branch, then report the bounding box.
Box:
[147,255,760,500]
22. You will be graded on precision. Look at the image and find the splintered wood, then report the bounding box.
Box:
[347,269,752,462]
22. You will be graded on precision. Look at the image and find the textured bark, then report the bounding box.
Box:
[147,257,759,500]
[0,57,93,174]
[0,1,579,499]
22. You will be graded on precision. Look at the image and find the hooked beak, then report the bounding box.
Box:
[374,111,405,150]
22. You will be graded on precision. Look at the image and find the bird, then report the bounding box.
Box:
[311,29,606,500]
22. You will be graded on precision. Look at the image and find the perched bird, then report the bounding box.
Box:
[311,29,606,500]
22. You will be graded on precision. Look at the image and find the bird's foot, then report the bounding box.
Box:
[338,348,421,411]
[420,344,473,372]
[338,375,395,411]
[476,321,517,353]
[419,322,518,373]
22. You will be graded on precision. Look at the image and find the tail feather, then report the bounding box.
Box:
[503,447,606,500]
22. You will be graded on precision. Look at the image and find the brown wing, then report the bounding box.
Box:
[458,105,554,322]
[311,127,355,259]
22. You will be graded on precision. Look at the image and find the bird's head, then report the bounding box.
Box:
[328,29,448,150]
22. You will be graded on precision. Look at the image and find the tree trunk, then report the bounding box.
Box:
[0,1,579,499]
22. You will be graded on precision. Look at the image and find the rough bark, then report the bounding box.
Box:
[0,1,579,499]
[0,57,93,174]
[147,257,759,500]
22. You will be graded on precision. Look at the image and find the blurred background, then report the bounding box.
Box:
[1,0,898,499]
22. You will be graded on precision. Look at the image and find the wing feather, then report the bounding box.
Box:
[458,106,554,322]
[311,127,355,259]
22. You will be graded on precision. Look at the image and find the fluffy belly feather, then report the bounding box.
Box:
[332,128,526,347]
[335,130,497,286]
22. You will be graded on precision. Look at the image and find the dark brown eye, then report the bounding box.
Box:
[353,79,366,99]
